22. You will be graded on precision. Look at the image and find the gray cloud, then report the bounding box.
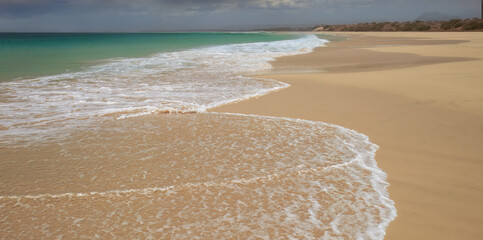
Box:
[0,0,316,18]
[0,0,480,31]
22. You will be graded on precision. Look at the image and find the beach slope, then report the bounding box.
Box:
[213,32,483,240]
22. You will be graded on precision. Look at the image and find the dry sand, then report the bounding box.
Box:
[213,32,483,239]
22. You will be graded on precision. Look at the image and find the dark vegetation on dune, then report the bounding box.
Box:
[313,18,483,32]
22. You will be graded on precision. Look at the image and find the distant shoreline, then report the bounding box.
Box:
[5,18,481,34]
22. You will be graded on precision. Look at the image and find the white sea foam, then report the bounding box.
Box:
[0,113,396,239]
[0,34,327,143]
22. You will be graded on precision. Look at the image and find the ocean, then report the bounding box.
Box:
[0,32,396,239]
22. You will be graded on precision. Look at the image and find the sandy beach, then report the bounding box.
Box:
[214,32,483,239]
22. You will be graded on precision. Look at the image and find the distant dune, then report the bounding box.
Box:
[313,18,483,32]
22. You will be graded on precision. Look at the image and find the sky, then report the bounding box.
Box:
[0,0,480,32]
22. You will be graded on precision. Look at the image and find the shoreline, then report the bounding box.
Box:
[212,32,483,239]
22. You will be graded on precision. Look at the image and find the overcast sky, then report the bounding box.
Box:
[0,0,480,32]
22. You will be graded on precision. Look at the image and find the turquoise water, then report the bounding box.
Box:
[0,32,298,82]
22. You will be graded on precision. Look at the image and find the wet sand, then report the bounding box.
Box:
[0,113,394,239]
[213,32,483,239]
